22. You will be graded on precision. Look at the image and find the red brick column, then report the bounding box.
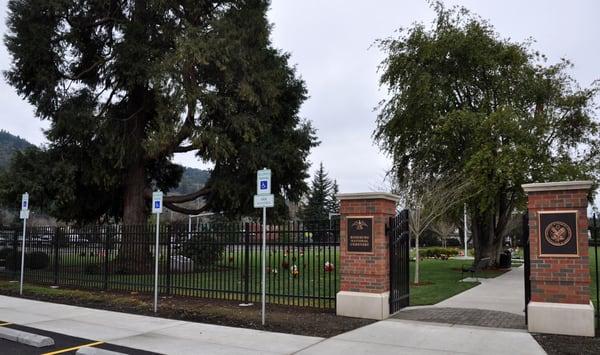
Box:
[336,192,399,319]
[522,181,594,336]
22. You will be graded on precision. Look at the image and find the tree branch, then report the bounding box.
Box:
[143,186,210,203]
[173,144,197,153]
[164,202,210,215]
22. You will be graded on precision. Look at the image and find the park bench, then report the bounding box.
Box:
[461,257,490,280]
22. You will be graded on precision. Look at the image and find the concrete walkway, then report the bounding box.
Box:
[0,269,542,355]
[435,266,525,315]
[298,266,545,355]
[0,295,321,354]
[391,307,525,329]
[297,319,545,355]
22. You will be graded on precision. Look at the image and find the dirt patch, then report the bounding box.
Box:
[0,282,373,338]
[533,333,600,355]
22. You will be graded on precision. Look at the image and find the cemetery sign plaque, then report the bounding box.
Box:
[347,217,373,253]
[538,211,579,257]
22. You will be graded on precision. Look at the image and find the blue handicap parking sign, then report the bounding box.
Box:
[260,180,268,190]
[155,201,161,209]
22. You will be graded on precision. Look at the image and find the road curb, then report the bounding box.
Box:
[77,346,128,355]
[0,327,54,347]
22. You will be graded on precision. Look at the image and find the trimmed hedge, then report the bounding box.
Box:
[421,247,460,258]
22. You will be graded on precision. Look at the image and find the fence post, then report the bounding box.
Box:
[12,230,18,280]
[166,224,171,295]
[53,227,60,286]
[103,226,110,290]
[593,214,599,330]
[243,222,250,304]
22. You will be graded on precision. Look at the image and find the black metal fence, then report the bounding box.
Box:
[590,214,599,330]
[0,220,340,309]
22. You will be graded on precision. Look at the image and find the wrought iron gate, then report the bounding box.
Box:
[591,214,599,330]
[389,209,410,314]
[523,212,531,324]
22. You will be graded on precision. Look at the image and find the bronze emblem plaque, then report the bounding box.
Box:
[347,217,373,252]
[539,211,578,256]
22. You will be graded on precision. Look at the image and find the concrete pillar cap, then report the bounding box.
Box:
[521,181,593,193]
[337,192,401,202]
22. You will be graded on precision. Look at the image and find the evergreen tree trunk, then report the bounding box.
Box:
[119,160,153,272]
[123,162,146,225]
[119,84,152,271]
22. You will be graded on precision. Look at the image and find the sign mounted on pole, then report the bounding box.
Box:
[151,190,163,313]
[20,192,29,220]
[256,168,271,195]
[152,191,163,214]
[21,192,29,211]
[19,192,29,295]
[253,168,273,326]
[253,194,275,208]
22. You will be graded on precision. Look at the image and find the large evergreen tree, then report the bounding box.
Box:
[3,0,316,227]
[300,163,339,221]
[375,4,598,263]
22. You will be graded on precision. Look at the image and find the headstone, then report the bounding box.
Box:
[170,255,194,272]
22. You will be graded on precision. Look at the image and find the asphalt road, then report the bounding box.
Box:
[0,321,160,355]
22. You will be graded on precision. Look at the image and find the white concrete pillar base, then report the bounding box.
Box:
[336,291,389,320]
[527,301,595,337]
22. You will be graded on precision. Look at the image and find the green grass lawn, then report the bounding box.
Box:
[4,246,517,308]
[591,246,599,310]
[10,246,340,307]
[409,258,506,306]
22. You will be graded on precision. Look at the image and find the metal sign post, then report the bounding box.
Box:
[19,193,29,295]
[253,168,274,326]
[262,206,266,325]
[152,191,163,313]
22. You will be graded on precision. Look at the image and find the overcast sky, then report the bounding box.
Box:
[0,1,598,197]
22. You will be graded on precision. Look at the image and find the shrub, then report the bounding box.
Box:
[445,238,462,247]
[0,248,15,267]
[4,249,21,270]
[3,250,49,270]
[180,237,224,267]
[26,251,50,270]
[84,263,101,275]
[419,232,442,247]
[421,247,460,258]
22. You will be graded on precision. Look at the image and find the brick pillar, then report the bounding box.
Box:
[522,181,594,336]
[336,192,400,320]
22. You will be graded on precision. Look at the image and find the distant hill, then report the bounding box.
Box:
[171,167,211,194]
[0,129,209,192]
[0,130,34,169]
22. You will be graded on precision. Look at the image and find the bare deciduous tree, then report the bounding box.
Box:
[398,174,474,284]
[430,218,457,248]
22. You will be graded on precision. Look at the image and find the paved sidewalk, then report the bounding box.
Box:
[0,268,540,355]
[0,295,544,355]
[299,265,544,355]
[392,307,525,329]
[389,266,527,330]
[0,295,321,355]
[297,319,545,355]
[435,266,525,315]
